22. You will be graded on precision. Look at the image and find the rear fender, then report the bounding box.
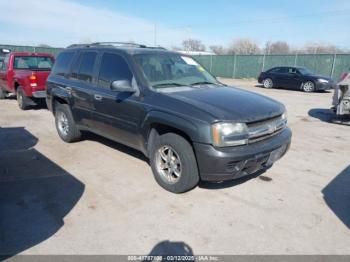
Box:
[48,86,71,114]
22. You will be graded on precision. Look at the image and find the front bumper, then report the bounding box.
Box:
[194,127,292,181]
[32,91,46,98]
[316,82,334,91]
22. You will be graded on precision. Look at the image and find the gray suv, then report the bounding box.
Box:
[46,42,291,193]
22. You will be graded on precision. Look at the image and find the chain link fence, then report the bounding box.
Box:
[194,54,350,80]
[1,44,349,80]
[0,44,63,57]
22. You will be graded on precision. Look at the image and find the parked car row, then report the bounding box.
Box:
[0,43,294,193]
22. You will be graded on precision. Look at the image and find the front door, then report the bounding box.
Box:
[91,52,145,150]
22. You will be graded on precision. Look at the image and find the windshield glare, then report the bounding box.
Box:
[298,67,315,76]
[14,56,53,71]
[133,53,217,88]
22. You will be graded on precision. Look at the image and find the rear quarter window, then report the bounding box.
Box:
[52,52,75,77]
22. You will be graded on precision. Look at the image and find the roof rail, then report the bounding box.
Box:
[66,43,93,49]
[66,42,148,49]
[91,42,147,48]
[147,46,167,50]
[66,42,168,51]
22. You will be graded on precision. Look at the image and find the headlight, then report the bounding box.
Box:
[318,79,329,83]
[212,122,248,147]
[282,111,287,122]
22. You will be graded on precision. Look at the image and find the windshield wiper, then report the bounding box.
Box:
[190,81,216,86]
[153,82,184,88]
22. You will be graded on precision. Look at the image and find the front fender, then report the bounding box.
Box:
[141,110,210,147]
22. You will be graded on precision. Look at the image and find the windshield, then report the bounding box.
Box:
[298,67,315,76]
[133,53,218,88]
[14,56,54,71]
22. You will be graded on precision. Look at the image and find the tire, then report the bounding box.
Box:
[54,103,81,143]
[17,86,30,110]
[302,81,315,92]
[150,133,199,193]
[263,78,273,88]
[0,88,6,99]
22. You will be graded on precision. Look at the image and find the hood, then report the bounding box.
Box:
[164,86,285,123]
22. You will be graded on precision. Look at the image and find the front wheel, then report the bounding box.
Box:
[55,103,81,143]
[302,81,315,92]
[150,133,199,193]
[263,78,273,88]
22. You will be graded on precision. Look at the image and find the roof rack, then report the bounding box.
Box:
[67,42,147,49]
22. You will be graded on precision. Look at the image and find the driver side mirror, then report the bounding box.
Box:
[110,80,135,93]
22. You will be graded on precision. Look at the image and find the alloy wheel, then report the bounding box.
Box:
[57,111,69,136]
[263,78,273,88]
[155,145,182,184]
[303,81,315,92]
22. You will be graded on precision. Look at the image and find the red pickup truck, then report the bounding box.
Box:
[0,51,55,110]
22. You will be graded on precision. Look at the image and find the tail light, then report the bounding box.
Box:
[29,74,37,87]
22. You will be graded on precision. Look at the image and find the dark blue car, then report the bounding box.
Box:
[258,66,335,92]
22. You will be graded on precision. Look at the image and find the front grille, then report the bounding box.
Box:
[247,115,287,144]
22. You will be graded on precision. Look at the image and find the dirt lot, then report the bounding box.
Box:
[0,79,349,256]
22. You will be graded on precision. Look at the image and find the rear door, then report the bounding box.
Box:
[271,67,289,87]
[67,51,98,127]
[90,51,144,150]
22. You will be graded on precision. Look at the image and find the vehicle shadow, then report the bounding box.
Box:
[0,127,85,259]
[322,165,350,229]
[83,132,149,164]
[3,96,47,110]
[145,240,194,260]
[308,108,334,123]
[199,169,267,190]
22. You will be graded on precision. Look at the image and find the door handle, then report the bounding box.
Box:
[94,94,103,101]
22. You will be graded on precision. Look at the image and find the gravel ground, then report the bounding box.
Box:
[0,78,349,257]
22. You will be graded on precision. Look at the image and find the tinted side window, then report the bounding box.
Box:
[79,52,97,83]
[270,67,287,74]
[69,54,81,80]
[98,53,132,88]
[279,68,288,74]
[70,52,97,83]
[52,52,75,77]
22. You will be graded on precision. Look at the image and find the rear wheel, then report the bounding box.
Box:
[17,87,29,110]
[263,78,273,88]
[150,133,199,193]
[302,81,315,92]
[55,103,81,142]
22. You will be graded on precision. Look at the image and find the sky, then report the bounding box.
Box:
[0,0,350,49]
